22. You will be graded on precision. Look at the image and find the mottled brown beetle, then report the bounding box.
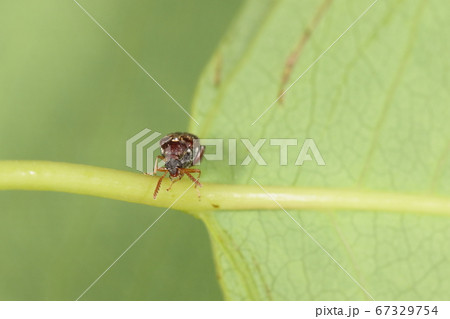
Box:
[153,132,205,199]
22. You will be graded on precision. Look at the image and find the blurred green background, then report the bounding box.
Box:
[0,0,241,300]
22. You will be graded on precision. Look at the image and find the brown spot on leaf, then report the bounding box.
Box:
[278,0,333,104]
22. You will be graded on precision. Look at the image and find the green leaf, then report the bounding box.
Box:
[190,0,450,300]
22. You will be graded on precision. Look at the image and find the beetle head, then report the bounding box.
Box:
[165,158,182,177]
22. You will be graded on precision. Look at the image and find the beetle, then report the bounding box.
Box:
[153,132,205,199]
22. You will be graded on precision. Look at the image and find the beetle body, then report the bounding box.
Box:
[153,132,205,199]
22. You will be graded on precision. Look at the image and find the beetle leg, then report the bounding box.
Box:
[184,172,201,187]
[182,171,201,199]
[182,169,202,186]
[152,155,165,175]
[183,168,202,199]
[166,175,182,192]
[153,170,168,199]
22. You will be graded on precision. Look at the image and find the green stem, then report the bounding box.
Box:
[0,160,449,217]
